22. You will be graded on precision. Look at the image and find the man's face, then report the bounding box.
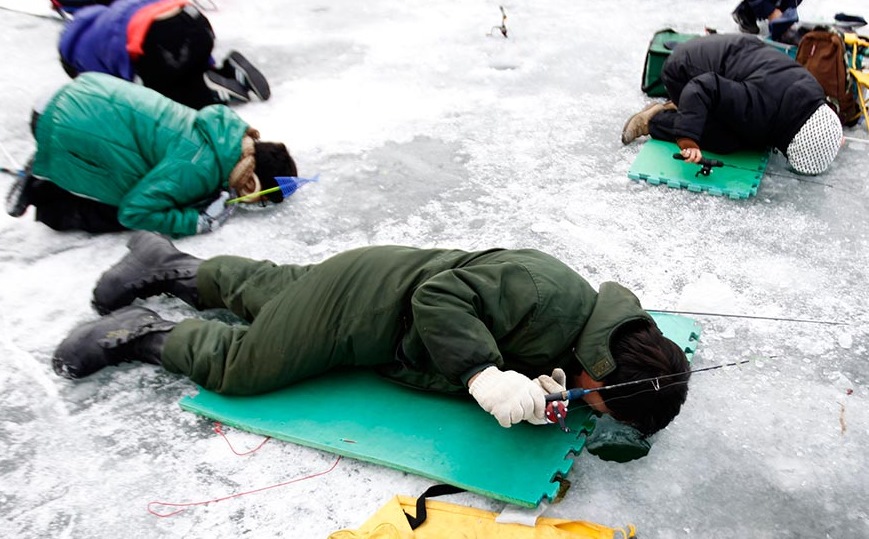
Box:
[574,370,612,414]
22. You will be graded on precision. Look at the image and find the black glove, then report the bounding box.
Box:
[584,414,651,463]
[196,191,235,233]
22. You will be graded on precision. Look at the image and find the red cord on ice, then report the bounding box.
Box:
[147,455,342,517]
[213,422,271,456]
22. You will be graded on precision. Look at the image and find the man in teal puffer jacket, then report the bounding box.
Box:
[5,73,296,236]
[54,233,691,454]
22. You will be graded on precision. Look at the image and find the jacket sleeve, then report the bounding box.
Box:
[409,263,540,386]
[673,72,748,143]
[116,159,217,237]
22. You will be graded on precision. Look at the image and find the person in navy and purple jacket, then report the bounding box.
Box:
[57,0,271,109]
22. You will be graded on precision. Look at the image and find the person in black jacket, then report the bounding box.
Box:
[622,34,843,176]
[732,1,802,44]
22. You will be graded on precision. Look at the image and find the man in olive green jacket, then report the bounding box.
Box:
[6,72,296,236]
[55,233,690,444]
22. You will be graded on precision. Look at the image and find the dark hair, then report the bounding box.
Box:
[253,142,298,203]
[599,320,690,436]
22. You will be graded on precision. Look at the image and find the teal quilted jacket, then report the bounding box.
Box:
[32,73,249,236]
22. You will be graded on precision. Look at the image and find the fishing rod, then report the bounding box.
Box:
[225,174,319,205]
[1,167,25,178]
[649,308,848,326]
[544,359,753,403]
[226,185,283,204]
[843,136,869,145]
[671,153,838,189]
[487,6,508,38]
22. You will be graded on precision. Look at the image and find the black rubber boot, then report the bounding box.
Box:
[52,306,176,379]
[92,232,203,315]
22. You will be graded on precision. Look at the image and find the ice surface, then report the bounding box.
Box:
[1,0,867,537]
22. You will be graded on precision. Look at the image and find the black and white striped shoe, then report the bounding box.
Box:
[225,50,271,101]
[204,70,250,104]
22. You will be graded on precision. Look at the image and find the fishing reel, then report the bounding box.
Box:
[672,152,724,177]
[545,401,570,433]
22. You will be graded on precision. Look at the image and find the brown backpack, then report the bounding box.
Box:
[796,30,861,126]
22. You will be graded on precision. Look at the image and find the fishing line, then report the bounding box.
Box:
[0,4,64,21]
[673,153,843,190]
[0,140,22,171]
[596,359,757,407]
[649,309,848,326]
[546,358,762,404]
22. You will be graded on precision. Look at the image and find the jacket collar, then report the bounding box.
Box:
[573,282,652,380]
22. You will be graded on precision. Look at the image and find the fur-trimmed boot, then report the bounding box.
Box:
[53,306,175,379]
[92,232,203,315]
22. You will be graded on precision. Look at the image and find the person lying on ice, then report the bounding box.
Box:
[5,72,296,236]
[53,232,692,447]
[57,0,270,109]
[621,34,843,176]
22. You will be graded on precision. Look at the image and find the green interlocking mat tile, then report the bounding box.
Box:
[628,139,769,199]
[647,311,701,360]
[180,312,700,507]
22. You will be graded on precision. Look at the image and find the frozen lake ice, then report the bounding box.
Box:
[0,0,867,537]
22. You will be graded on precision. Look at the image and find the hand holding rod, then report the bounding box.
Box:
[672,152,724,168]
[545,388,593,402]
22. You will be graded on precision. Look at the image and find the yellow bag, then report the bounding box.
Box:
[330,495,636,539]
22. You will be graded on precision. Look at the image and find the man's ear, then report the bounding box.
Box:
[241,174,260,196]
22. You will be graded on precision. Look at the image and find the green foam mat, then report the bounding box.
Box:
[628,139,769,199]
[179,313,699,507]
[647,311,701,359]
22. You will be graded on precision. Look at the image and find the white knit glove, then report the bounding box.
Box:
[535,368,569,423]
[196,191,235,234]
[469,366,548,427]
[535,367,567,395]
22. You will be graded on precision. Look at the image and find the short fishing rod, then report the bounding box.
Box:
[843,136,869,145]
[1,167,25,178]
[671,153,838,189]
[544,359,753,403]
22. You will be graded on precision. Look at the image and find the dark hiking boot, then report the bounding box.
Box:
[225,51,271,101]
[621,102,667,145]
[92,232,203,315]
[204,70,250,104]
[5,173,38,217]
[732,2,759,34]
[52,306,175,379]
